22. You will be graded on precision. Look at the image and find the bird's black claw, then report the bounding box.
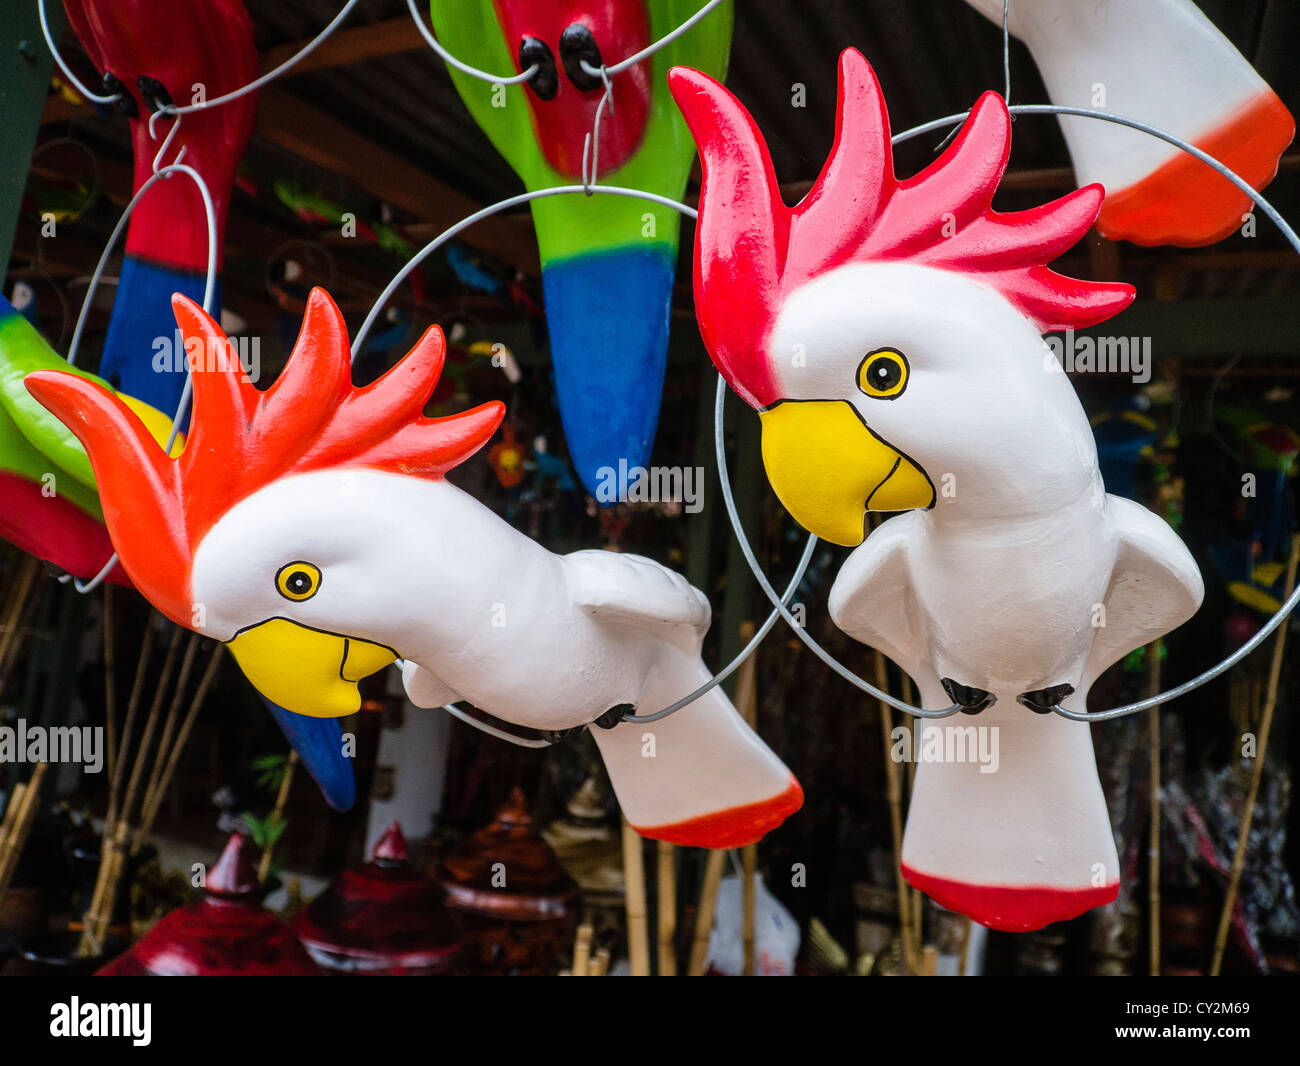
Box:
[1017,683,1075,715]
[593,703,634,730]
[941,677,996,715]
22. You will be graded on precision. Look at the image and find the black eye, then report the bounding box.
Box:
[560,23,605,91]
[857,349,909,399]
[276,561,321,602]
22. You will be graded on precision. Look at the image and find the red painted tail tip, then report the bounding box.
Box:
[1098,90,1295,248]
[632,776,803,849]
[902,863,1119,932]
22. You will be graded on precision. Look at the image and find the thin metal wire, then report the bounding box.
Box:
[37,0,121,106]
[586,0,728,77]
[713,376,963,721]
[406,0,537,86]
[355,180,813,742]
[351,184,698,357]
[60,151,216,594]
[160,0,363,115]
[1002,0,1012,106]
[580,68,616,193]
[437,535,816,747]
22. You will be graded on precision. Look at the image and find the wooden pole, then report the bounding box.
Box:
[1146,640,1163,977]
[736,620,758,977]
[102,585,118,789]
[571,922,593,977]
[657,841,677,975]
[0,556,41,692]
[0,763,48,898]
[136,644,226,845]
[1209,534,1300,975]
[621,815,650,976]
[257,749,298,885]
[874,650,916,973]
[688,849,726,976]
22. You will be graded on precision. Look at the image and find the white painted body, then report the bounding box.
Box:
[769,261,1203,928]
[190,469,797,842]
[965,0,1292,245]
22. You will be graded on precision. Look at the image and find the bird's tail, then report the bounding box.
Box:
[899,679,1118,932]
[590,652,802,849]
[966,0,1294,247]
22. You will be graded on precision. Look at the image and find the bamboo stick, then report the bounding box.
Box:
[257,749,298,885]
[0,556,40,673]
[0,782,29,892]
[621,815,650,976]
[588,947,610,976]
[102,585,117,789]
[657,842,677,975]
[688,849,726,976]
[0,557,42,695]
[78,624,182,957]
[1146,640,1162,977]
[873,650,917,973]
[135,644,226,843]
[106,614,159,829]
[737,620,758,977]
[1210,534,1300,975]
[0,764,48,898]
[571,922,593,977]
[132,632,202,853]
[957,917,973,977]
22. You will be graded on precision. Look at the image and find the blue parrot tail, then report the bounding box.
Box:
[99,256,221,426]
[262,697,356,811]
[541,245,674,498]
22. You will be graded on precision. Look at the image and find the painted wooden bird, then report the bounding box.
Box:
[27,289,802,848]
[671,50,1204,929]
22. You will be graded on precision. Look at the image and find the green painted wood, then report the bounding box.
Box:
[0,1,63,279]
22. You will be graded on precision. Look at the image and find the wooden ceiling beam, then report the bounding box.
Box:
[257,15,427,78]
[254,88,536,273]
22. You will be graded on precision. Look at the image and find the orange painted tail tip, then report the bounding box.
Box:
[632,776,803,849]
[1097,90,1295,248]
[901,863,1119,933]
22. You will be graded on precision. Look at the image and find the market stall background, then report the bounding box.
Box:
[0,0,1298,976]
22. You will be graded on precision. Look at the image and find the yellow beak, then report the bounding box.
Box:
[226,619,397,718]
[759,400,934,546]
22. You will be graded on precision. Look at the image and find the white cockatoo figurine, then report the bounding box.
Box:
[964,0,1294,246]
[26,290,802,849]
[670,50,1204,930]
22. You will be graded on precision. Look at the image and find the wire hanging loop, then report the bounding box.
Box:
[405,0,538,87]
[37,0,122,107]
[348,182,821,744]
[59,155,217,595]
[580,66,616,195]
[147,108,187,176]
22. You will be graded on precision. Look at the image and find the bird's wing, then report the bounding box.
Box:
[564,549,711,652]
[401,660,461,710]
[1082,495,1205,690]
[828,513,924,678]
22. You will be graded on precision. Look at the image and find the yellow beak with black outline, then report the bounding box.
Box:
[226,619,398,718]
[759,400,935,546]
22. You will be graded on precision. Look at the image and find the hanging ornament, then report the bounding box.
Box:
[64,0,259,417]
[428,0,732,496]
[0,292,178,582]
[96,832,321,975]
[27,288,802,849]
[671,50,1204,931]
[294,822,464,975]
[964,0,1294,247]
[436,787,579,975]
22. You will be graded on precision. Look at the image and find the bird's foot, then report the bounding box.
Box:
[940,678,996,715]
[1016,683,1076,715]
